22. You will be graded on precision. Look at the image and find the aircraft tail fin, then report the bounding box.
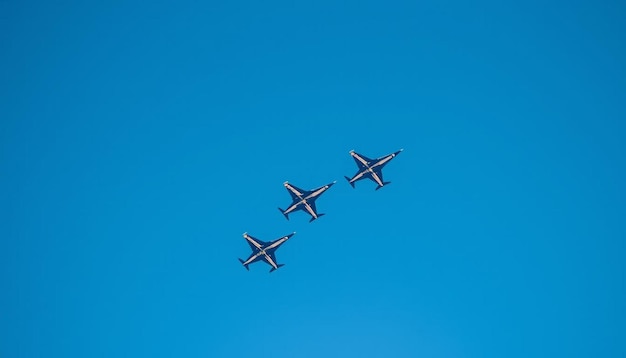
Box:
[269,264,285,273]
[344,176,355,188]
[375,182,391,191]
[309,213,325,223]
[278,208,289,220]
[238,258,249,271]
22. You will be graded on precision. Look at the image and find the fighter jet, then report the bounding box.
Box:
[344,149,403,190]
[278,181,336,222]
[238,232,296,272]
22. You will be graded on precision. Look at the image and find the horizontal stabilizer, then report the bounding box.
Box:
[278,208,289,220]
[344,176,355,188]
[238,258,249,271]
[375,182,391,190]
[309,213,325,223]
[269,264,285,273]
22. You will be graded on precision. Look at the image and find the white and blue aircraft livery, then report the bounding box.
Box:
[238,232,296,272]
[278,181,336,222]
[344,149,403,190]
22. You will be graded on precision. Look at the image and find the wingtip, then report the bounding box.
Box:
[242,232,248,236]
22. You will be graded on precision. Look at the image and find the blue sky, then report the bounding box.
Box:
[1,0,625,357]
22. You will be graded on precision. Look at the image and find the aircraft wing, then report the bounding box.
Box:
[241,251,264,266]
[265,233,295,251]
[350,151,373,169]
[371,168,385,187]
[305,182,333,200]
[284,182,306,200]
[263,252,279,269]
[373,152,397,169]
[303,200,319,219]
[243,233,265,250]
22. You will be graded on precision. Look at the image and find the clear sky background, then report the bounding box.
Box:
[1,0,625,357]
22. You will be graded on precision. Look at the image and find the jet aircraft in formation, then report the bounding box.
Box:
[344,149,403,190]
[278,181,336,222]
[239,149,403,272]
[238,232,296,272]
